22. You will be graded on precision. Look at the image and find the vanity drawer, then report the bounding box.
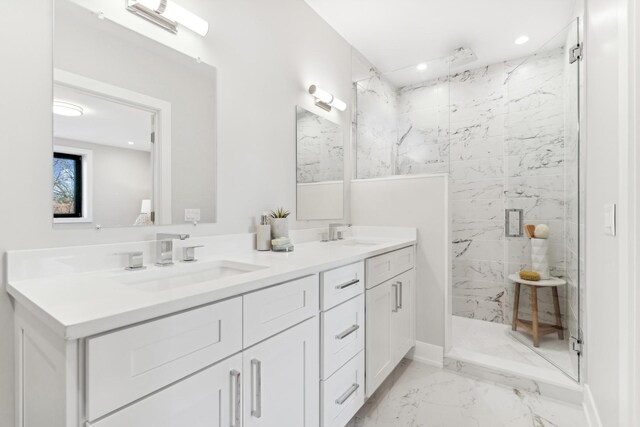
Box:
[86,297,242,421]
[321,294,365,379]
[321,351,365,427]
[243,274,319,347]
[321,261,365,311]
[366,245,415,289]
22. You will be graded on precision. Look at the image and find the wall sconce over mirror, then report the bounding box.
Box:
[308,85,346,112]
[127,0,210,36]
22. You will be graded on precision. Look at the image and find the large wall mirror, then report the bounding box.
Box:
[53,0,216,228]
[296,106,344,220]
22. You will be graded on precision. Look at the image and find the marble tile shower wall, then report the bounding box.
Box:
[296,108,344,183]
[500,47,568,327]
[355,72,401,178]
[356,48,570,326]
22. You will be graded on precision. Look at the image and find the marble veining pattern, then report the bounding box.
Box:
[346,359,585,427]
[355,45,580,377]
[296,107,343,183]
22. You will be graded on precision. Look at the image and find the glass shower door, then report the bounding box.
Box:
[505,18,582,381]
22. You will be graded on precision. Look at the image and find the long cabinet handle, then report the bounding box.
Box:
[335,324,360,340]
[392,283,399,312]
[335,383,360,405]
[230,370,241,427]
[398,281,403,309]
[335,278,359,290]
[250,359,261,418]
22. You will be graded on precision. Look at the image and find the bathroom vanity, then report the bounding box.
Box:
[7,228,416,427]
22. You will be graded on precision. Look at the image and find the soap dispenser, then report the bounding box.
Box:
[256,213,272,251]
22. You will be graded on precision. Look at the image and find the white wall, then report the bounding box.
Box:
[0,0,353,424]
[584,0,628,424]
[351,175,448,347]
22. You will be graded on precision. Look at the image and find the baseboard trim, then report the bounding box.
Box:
[583,385,603,427]
[407,341,444,368]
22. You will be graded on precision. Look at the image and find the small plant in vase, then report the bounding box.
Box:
[269,207,291,239]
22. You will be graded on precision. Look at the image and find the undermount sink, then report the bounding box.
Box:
[331,239,384,247]
[113,260,267,292]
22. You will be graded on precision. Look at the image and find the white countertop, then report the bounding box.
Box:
[7,236,416,340]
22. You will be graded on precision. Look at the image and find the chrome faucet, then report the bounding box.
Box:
[155,233,190,266]
[328,223,352,241]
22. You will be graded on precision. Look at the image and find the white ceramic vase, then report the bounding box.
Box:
[270,218,289,239]
[530,238,550,280]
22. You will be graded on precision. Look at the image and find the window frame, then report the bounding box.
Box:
[53,151,83,219]
[53,145,93,224]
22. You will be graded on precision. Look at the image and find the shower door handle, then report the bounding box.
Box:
[505,209,524,237]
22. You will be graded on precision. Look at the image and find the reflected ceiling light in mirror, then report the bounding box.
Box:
[515,35,530,45]
[308,85,347,112]
[416,63,428,71]
[127,0,209,37]
[128,141,135,145]
[53,101,84,117]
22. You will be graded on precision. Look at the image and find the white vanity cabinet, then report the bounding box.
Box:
[243,317,319,427]
[11,240,418,427]
[87,353,243,427]
[365,247,416,396]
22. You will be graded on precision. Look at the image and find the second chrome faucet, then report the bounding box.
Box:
[155,233,190,266]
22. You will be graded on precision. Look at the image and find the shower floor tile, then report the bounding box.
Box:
[452,316,577,379]
[346,359,585,427]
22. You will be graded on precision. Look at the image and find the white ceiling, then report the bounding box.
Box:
[53,85,154,152]
[305,0,577,79]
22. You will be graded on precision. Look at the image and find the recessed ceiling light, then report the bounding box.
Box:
[416,63,428,71]
[515,35,530,45]
[53,101,84,117]
[128,141,135,145]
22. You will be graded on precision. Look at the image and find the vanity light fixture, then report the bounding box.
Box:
[127,0,209,37]
[308,85,347,112]
[128,141,135,145]
[416,63,428,71]
[53,101,84,117]
[515,35,530,45]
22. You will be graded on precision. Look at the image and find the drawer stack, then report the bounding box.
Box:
[320,261,366,427]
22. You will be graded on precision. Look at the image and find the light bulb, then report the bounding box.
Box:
[163,1,209,36]
[53,101,83,117]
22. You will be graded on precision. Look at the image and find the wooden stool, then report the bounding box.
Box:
[508,274,566,348]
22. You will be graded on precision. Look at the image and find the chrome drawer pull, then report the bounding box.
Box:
[335,383,360,405]
[392,283,399,312]
[335,279,359,290]
[335,324,360,340]
[398,281,403,309]
[251,359,261,418]
[230,370,241,427]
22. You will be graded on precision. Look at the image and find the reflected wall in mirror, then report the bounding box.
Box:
[53,0,217,228]
[296,106,344,220]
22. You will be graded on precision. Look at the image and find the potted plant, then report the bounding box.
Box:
[269,207,290,239]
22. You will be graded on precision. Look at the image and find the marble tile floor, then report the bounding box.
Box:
[346,359,586,427]
[453,316,577,380]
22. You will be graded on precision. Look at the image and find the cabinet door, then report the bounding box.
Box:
[365,281,393,396]
[243,317,319,427]
[88,353,243,427]
[391,269,415,364]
